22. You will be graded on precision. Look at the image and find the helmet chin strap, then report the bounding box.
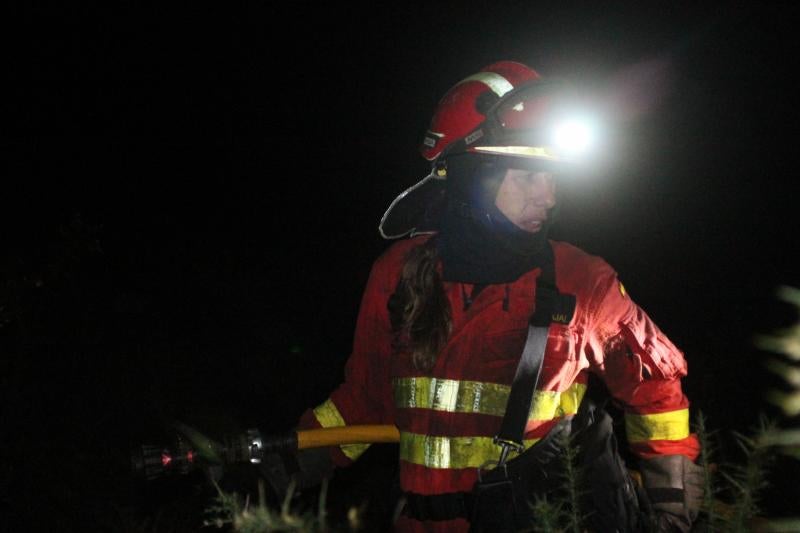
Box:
[378,169,434,239]
[378,168,446,240]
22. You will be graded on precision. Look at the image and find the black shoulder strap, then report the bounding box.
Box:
[493,244,576,461]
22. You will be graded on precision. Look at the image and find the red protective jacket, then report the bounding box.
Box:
[298,235,700,532]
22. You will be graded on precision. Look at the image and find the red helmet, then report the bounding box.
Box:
[420,61,540,161]
[420,60,584,164]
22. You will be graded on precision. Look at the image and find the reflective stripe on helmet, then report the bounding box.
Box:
[458,72,515,97]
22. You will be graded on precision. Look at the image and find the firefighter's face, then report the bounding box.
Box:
[494,168,556,233]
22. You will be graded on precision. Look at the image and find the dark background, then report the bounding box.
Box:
[3,3,800,531]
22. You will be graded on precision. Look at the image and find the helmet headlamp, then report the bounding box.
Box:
[449,79,597,165]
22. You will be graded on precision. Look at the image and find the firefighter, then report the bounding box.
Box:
[263,61,704,532]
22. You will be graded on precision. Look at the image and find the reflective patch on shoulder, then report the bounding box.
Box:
[619,282,627,298]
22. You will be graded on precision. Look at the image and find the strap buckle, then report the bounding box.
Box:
[492,436,524,467]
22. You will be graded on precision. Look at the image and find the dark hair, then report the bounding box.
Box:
[388,237,451,372]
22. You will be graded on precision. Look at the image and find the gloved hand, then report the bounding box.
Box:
[257,446,334,503]
[638,454,704,533]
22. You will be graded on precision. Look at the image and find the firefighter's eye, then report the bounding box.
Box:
[511,171,553,186]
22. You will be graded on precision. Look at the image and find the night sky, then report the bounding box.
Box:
[4,3,800,531]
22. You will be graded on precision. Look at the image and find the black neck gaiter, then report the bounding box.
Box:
[435,154,554,284]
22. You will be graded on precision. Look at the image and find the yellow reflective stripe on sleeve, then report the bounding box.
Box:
[399,432,541,469]
[313,398,346,427]
[312,399,370,461]
[393,377,586,421]
[625,409,690,443]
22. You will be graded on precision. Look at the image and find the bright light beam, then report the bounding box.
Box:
[553,118,595,156]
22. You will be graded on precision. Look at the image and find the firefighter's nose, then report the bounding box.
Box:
[530,177,556,208]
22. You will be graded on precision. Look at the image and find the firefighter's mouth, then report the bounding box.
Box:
[520,219,545,232]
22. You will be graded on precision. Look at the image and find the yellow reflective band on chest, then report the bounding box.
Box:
[399,432,541,469]
[393,377,586,421]
[625,409,690,443]
[394,378,507,416]
[312,399,370,461]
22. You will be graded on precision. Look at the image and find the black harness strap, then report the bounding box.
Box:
[494,244,575,458]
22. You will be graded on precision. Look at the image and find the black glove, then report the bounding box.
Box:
[257,446,334,502]
[639,455,704,532]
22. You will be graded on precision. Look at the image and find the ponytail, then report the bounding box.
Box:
[388,238,451,372]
